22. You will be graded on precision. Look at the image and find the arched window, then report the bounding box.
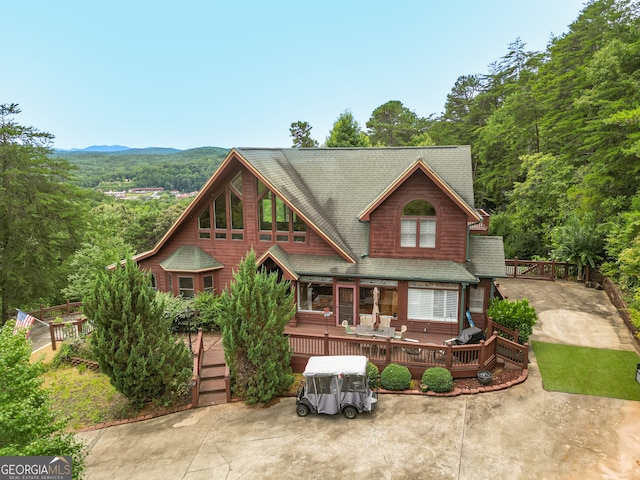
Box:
[400,199,436,248]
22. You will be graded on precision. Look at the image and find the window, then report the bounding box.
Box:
[203,275,214,293]
[150,273,157,290]
[178,277,195,298]
[258,180,307,243]
[198,208,211,239]
[359,285,398,316]
[408,283,458,322]
[214,172,244,240]
[469,286,485,313]
[400,199,436,248]
[298,282,333,312]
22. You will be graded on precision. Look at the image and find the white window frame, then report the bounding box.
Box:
[408,287,458,322]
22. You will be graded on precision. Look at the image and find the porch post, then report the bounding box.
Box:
[459,284,467,335]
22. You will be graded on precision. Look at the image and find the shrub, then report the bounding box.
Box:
[380,363,411,391]
[193,291,222,331]
[421,367,453,393]
[487,298,537,344]
[366,361,379,388]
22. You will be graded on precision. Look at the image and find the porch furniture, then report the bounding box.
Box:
[393,325,407,340]
[355,325,375,337]
[379,315,392,328]
[375,326,395,338]
[341,320,356,335]
[360,315,374,328]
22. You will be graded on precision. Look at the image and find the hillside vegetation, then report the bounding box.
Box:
[55,146,228,192]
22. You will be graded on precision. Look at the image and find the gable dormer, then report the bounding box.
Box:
[361,160,482,262]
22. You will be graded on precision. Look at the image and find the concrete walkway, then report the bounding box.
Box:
[77,278,640,480]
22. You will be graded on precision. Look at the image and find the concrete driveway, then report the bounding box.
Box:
[78,278,640,480]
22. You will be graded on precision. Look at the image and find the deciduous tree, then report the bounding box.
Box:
[0,322,86,478]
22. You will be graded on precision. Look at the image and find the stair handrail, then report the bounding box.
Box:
[191,328,204,407]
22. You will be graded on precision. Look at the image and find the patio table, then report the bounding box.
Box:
[355,325,375,337]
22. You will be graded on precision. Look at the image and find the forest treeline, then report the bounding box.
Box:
[55,147,228,192]
[1,0,639,330]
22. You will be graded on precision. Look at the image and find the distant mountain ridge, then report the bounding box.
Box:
[58,145,131,153]
[56,145,188,155]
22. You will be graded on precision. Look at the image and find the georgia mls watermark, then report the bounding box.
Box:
[0,456,72,480]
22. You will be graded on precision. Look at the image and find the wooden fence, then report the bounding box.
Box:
[505,259,577,280]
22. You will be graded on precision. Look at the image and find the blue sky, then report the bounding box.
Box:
[4,1,586,150]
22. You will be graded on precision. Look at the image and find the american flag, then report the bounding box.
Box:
[13,309,36,338]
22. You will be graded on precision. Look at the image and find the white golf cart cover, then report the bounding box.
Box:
[302,356,376,414]
[303,355,368,377]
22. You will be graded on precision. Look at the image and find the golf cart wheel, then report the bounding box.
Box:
[296,403,310,417]
[342,406,357,419]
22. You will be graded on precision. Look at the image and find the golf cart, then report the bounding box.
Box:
[296,355,377,419]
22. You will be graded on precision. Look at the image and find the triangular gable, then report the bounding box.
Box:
[235,149,356,264]
[256,245,299,281]
[358,159,482,222]
[135,148,356,264]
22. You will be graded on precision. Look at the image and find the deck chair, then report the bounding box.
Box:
[393,325,407,340]
[379,315,392,328]
[359,315,374,327]
[342,320,356,335]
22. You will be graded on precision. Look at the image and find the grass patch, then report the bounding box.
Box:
[532,341,640,401]
[42,366,137,429]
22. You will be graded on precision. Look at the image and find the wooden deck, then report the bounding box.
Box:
[285,323,455,345]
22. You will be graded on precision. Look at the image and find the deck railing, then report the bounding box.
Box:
[505,258,577,280]
[49,317,93,350]
[287,330,528,379]
[191,329,204,407]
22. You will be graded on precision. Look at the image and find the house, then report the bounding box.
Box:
[134,146,506,336]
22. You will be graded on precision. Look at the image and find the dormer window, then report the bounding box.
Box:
[400,199,436,248]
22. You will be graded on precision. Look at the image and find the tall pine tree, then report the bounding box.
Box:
[218,251,295,405]
[83,258,192,407]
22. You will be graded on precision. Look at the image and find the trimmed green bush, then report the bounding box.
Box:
[366,361,379,388]
[380,363,411,391]
[421,367,453,393]
[487,298,537,344]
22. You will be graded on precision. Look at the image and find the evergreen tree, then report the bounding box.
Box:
[366,100,429,146]
[0,323,86,479]
[325,110,370,147]
[218,251,295,405]
[0,104,88,321]
[83,258,192,407]
[289,121,319,148]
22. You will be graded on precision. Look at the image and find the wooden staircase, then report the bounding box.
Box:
[197,348,229,407]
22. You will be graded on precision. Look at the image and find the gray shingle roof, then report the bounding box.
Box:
[265,244,479,284]
[160,245,224,272]
[467,236,507,278]
[236,146,476,260]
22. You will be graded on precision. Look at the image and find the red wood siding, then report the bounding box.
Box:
[139,166,342,294]
[368,171,468,262]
